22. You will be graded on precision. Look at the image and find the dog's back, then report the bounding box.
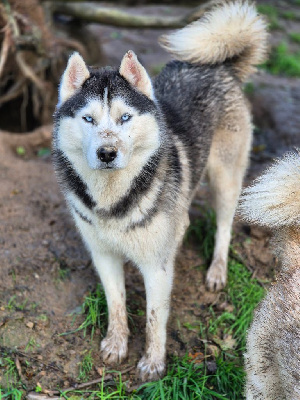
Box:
[240,151,300,399]
[155,62,235,187]
[155,1,268,189]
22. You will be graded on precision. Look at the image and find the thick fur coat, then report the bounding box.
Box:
[53,1,268,381]
[240,151,300,399]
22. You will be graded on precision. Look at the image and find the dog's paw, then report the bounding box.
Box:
[206,258,227,292]
[100,333,128,364]
[137,356,165,382]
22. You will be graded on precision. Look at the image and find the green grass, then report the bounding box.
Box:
[0,355,24,400]
[257,4,281,30]
[0,387,23,400]
[61,284,108,339]
[281,10,297,20]
[78,351,94,382]
[186,208,216,263]
[6,296,28,311]
[137,356,232,400]
[78,284,108,338]
[226,260,265,349]
[208,358,245,400]
[261,42,300,77]
[289,32,300,44]
[243,82,255,96]
[25,337,40,352]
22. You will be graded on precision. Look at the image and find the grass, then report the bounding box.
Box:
[281,10,297,20]
[261,42,300,77]
[0,355,24,400]
[61,283,108,339]
[186,207,216,263]
[6,296,28,312]
[78,351,94,382]
[78,284,108,338]
[257,4,281,30]
[243,82,255,96]
[55,259,71,282]
[289,32,300,44]
[25,337,40,352]
[137,356,231,400]
[226,259,265,349]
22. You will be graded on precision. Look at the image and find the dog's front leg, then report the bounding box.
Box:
[137,260,174,381]
[71,215,129,364]
[92,253,129,364]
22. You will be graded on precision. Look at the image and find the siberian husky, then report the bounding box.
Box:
[53,1,268,381]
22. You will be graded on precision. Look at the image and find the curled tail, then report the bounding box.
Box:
[239,151,300,228]
[160,1,268,82]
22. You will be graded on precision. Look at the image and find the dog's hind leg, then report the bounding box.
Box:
[205,110,252,291]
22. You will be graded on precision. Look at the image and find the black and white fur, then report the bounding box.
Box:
[53,1,268,381]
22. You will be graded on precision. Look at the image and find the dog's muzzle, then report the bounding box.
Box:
[97,146,117,164]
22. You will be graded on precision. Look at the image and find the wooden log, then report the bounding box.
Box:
[50,1,218,29]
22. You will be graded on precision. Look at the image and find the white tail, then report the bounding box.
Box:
[160,1,268,81]
[239,150,300,228]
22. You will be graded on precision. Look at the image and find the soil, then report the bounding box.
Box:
[0,1,299,395]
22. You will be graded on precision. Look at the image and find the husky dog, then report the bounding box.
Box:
[240,151,300,399]
[53,1,267,381]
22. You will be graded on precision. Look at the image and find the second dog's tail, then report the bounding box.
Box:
[239,151,300,229]
[160,1,268,82]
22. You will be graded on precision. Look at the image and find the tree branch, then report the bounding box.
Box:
[50,1,218,29]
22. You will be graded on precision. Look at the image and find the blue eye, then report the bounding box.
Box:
[121,113,131,123]
[82,115,94,124]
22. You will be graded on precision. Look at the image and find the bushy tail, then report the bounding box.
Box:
[239,151,300,228]
[160,1,268,81]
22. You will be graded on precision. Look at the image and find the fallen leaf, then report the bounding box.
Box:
[188,352,205,364]
[213,335,237,351]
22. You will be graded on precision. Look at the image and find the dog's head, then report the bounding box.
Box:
[54,51,163,171]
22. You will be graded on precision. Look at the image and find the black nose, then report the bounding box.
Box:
[97,147,117,163]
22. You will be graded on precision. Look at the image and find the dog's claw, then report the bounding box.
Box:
[100,333,128,364]
[206,258,227,292]
[137,356,165,382]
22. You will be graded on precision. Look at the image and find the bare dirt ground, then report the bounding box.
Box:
[0,1,299,394]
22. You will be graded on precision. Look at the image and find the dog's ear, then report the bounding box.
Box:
[59,52,90,105]
[120,50,154,100]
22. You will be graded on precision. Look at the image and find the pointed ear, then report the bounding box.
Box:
[119,50,154,100]
[59,52,90,105]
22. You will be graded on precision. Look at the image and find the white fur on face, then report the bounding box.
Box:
[58,96,161,172]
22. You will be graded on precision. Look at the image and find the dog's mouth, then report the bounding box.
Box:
[97,163,117,171]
